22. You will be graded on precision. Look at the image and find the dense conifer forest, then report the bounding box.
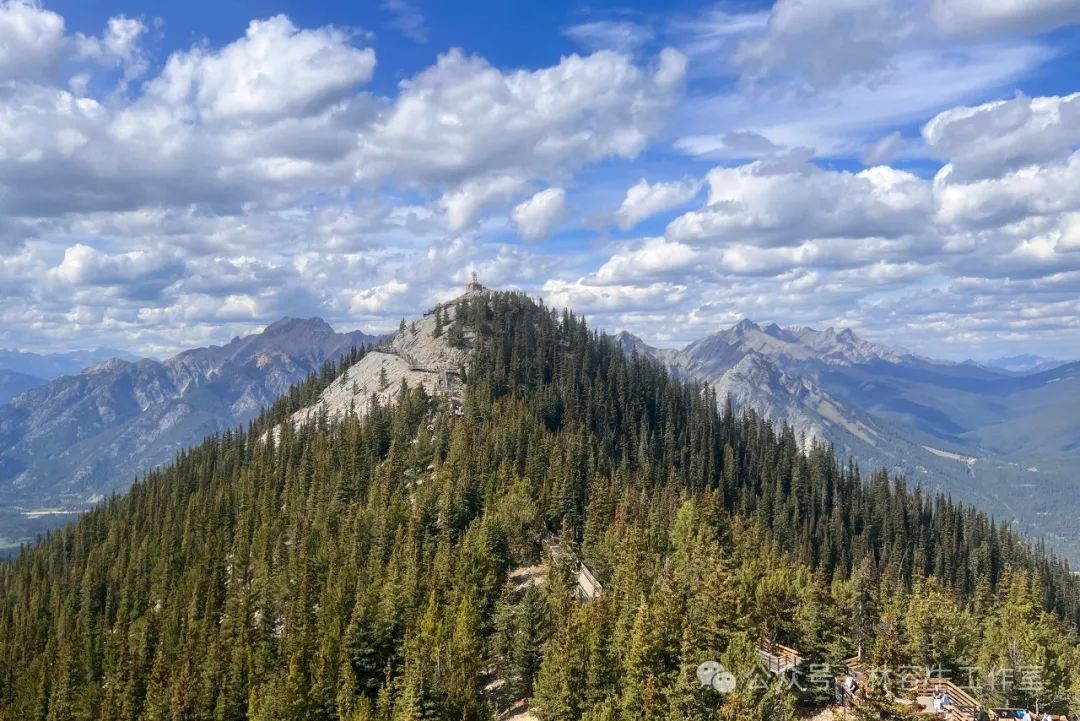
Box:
[0,292,1077,720]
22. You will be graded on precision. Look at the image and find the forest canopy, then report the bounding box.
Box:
[0,291,1077,721]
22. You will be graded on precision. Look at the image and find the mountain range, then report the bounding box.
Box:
[981,353,1068,374]
[0,347,138,379]
[619,319,1080,560]
[1,303,1077,561]
[1,289,1077,720]
[0,318,382,550]
[0,347,139,403]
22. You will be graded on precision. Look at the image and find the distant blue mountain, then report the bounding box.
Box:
[0,370,47,405]
[0,348,140,380]
[982,354,1068,374]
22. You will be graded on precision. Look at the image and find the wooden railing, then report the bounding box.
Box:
[913,677,983,721]
[756,640,802,675]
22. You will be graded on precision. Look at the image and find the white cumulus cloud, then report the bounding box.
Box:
[0,0,66,81]
[53,244,186,300]
[73,15,149,80]
[615,177,702,229]
[356,47,686,186]
[145,15,375,121]
[512,187,567,241]
[440,175,528,232]
[667,154,932,246]
[923,92,1080,181]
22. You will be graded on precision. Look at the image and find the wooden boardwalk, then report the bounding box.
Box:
[756,641,803,675]
[546,540,603,602]
[575,563,603,602]
[913,678,983,721]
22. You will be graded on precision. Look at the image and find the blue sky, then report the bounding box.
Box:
[1,0,1080,361]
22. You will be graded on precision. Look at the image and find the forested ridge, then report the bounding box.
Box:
[1,291,1077,721]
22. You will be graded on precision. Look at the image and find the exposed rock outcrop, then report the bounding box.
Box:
[284,291,482,429]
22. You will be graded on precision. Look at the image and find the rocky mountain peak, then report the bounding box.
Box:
[614,330,649,354]
[263,316,334,336]
[732,318,761,335]
[84,357,134,374]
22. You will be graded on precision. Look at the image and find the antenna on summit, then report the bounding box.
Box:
[466,272,484,293]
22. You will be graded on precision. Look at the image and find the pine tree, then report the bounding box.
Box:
[533,617,585,721]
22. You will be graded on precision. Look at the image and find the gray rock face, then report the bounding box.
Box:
[0,319,382,519]
[282,293,477,432]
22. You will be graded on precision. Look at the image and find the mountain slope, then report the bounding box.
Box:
[0,318,382,544]
[0,290,1077,721]
[969,361,1080,455]
[621,321,1080,560]
[0,370,45,405]
[622,323,922,468]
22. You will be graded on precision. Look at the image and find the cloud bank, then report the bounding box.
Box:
[1,0,1079,362]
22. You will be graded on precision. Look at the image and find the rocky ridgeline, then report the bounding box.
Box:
[282,291,482,431]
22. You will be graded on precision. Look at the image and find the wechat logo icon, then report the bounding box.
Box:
[696,661,736,694]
